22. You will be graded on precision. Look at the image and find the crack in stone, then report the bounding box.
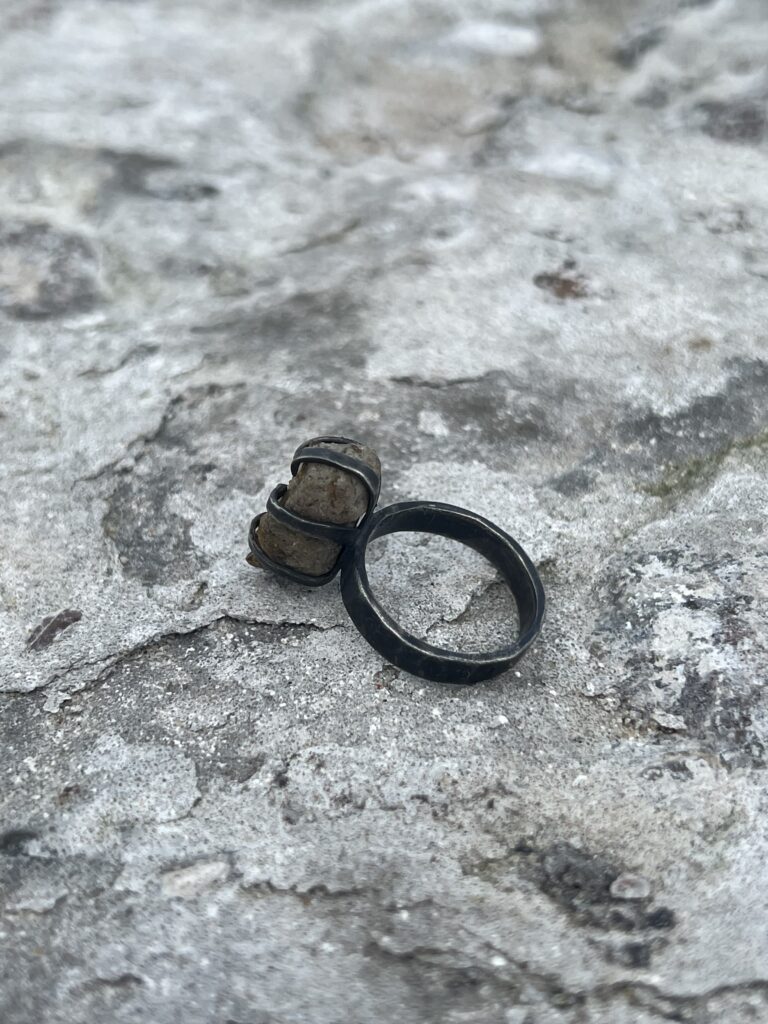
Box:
[77,972,144,992]
[76,343,161,379]
[424,578,506,636]
[3,615,340,703]
[367,929,768,1017]
[242,879,367,904]
[390,373,501,389]
[74,395,178,484]
[75,381,246,485]
[97,612,338,666]
[282,216,362,255]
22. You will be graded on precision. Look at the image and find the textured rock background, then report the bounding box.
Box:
[1,1,768,1021]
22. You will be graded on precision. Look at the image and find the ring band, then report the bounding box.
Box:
[339,501,545,684]
[247,438,545,683]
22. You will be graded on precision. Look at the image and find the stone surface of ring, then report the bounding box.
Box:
[247,435,382,587]
[247,436,545,683]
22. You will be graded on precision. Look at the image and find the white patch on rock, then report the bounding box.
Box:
[161,860,229,899]
[417,410,450,437]
[443,22,541,58]
[609,873,652,901]
[651,710,688,733]
[6,888,68,915]
[520,147,618,191]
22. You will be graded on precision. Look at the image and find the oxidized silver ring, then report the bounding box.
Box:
[247,436,545,684]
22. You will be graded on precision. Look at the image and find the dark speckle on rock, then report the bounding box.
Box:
[100,149,220,202]
[0,829,40,856]
[634,84,669,109]
[645,906,677,930]
[548,466,595,496]
[613,26,666,69]
[192,287,370,376]
[540,842,619,916]
[525,842,675,946]
[533,269,588,300]
[0,222,102,319]
[616,941,652,969]
[103,469,206,585]
[27,609,83,651]
[696,100,767,144]
[688,337,714,352]
[100,150,179,196]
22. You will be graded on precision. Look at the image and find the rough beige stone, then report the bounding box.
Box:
[255,439,381,576]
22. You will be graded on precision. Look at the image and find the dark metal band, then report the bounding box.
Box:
[339,501,545,684]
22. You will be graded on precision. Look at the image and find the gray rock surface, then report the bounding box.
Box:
[1,1,767,1022]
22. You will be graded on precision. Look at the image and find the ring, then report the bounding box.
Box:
[340,501,545,684]
[247,437,545,684]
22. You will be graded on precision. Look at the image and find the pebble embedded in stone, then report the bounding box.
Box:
[651,710,688,733]
[610,873,652,901]
[161,859,229,899]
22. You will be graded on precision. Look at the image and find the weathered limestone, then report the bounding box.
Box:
[1,1,768,1022]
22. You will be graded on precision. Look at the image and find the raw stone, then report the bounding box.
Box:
[2,1,768,1023]
[255,439,381,576]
